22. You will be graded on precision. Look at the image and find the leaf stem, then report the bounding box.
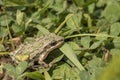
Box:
[2,7,15,50]
[55,14,73,34]
[65,33,120,39]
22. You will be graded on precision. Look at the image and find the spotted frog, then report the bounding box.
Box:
[10,33,64,67]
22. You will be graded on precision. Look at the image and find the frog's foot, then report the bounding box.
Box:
[39,61,50,68]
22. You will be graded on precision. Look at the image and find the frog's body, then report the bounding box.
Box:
[10,33,64,67]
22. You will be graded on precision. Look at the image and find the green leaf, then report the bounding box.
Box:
[110,49,120,56]
[0,15,11,26]
[97,54,120,80]
[95,32,108,40]
[68,42,82,55]
[4,64,15,76]
[110,22,120,36]
[52,63,80,80]
[11,24,25,36]
[5,0,27,6]
[0,27,8,38]
[66,14,82,30]
[80,70,91,80]
[60,43,85,71]
[96,0,109,7]
[31,5,49,21]
[80,56,104,80]
[26,71,45,80]
[16,61,28,75]
[16,10,24,25]
[52,63,70,79]
[74,0,84,6]
[102,2,120,23]
[25,18,32,28]
[81,36,91,48]
[0,0,4,5]
[49,54,64,65]
[44,69,52,80]
[96,19,109,33]
[83,0,96,7]
[88,3,95,14]
[113,38,120,48]
[84,14,92,29]
[0,44,6,51]
[50,0,67,14]
[90,40,102,49]
[35,25,50,36]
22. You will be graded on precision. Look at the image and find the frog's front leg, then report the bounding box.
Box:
[39,53,52,68]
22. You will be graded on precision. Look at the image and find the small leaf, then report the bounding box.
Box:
[66,14,81,30]
[52,63,80,80]
[68,42,82,55]
[113,38,120,48]
[0,44,6,51]
[97,0,109,7]
[90,40,102,49]
[5,0,27,6]
[26,71,45,80]
[102,2,120,23]
[11,24,25,36]
[4,64,15,76]
[50,54,64,65]
[35,25,50,36]
[74,0,84,6]
[31,5,49,20]
[60,43,85,71]
[0,15,11,26]
[50,0,67,14]
[110,22,120,36]
[110,49,120,56]
[16,61,28,75]
[88,3,95,14]
[80,70,90,80]
[84,14,92,28]
[16,10,24,25]
[0,27,8,38]
[81,36,91,48]
[84,56,104,80]
[25,18,32,28]
[44,69,52,80]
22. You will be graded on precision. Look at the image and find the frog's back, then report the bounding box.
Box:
[10,33,64,63]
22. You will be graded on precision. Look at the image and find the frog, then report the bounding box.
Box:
[10,33,64,67]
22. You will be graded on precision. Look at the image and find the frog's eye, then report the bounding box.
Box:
[50,40,57,46]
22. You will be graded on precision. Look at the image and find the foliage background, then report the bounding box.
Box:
[0,0,120,80]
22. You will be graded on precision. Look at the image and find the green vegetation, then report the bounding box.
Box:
[0,0,120,80]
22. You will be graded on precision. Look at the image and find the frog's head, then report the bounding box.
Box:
[43,33,64,51]
[49,33,64,47]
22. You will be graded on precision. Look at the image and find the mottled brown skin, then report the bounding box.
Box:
[10,33,64,67]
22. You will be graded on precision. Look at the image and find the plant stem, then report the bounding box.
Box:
[55,14,73,34]
[65,33,120,39]
[2,6,15,50]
